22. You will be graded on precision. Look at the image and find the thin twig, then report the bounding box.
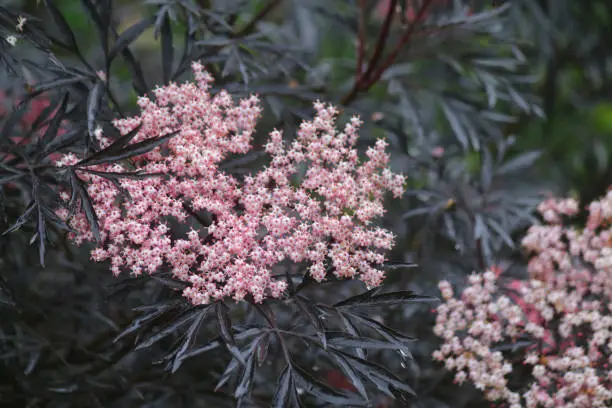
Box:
[363,0,436,89]
[232,0,283,38]
[340,0,438,106]
[355,0,367,81]
[340,0,397,106]
[359,0,398,86]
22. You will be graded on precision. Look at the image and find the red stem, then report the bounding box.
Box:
[363,0,436,90]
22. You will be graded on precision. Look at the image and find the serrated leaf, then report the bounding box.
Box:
[24,350,40,375]
[171,307,212,373]
[256,332,271,367]
[32,76,89,95]
[337,312,365,359]
[295,295,326,349]
[135,306,203,350]
[3,201,35,235]
[235,352,256,399]
[496,151,542,175]
[80,0,110,60]
[216,302,244,365]
[327,332,412,356]
[108,17,156,62]
[481,147,493,192]
[336,289,436,308]
[87,81,103,139]
[69,169,101,243]
[119,46,148,94]
[0,173,25,185]
[178,328,261,362]
[334,287,381,308]
[0,102,28,142]
[487,217,515,248]
[347,313,415,347]
[334,350,416,398]
[114,301,182,343]
[272,365,292,408]
[32,178,46,267]
[42,128,84,157]
[441,101,468,149]
[39,92,69,148]
[44,0,79,51]
[382,263,417,271]
[214,355,241,392]
[80,168,164,180]
[330,352,368,402]
[293,365,363,406]
[160,12,174,84]
[77,130,176,167]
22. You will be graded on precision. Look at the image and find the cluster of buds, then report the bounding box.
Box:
[433,191,612,407]
[55,62,405,305]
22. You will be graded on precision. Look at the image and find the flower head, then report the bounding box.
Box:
[56,62,405,305]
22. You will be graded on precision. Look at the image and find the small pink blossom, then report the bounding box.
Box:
[56,62,406,305]
[433,192,612,407]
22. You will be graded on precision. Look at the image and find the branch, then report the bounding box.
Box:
[363,0,436,89]
[232,0,283,38]
[359,0,398,86]
[355,0,367,81]
[340,0,437,106]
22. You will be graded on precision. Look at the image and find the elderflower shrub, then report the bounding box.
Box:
[432,191,612,408]
[55,62,405,305]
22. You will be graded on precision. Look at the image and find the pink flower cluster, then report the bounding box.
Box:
[433,191,612,408]
[55,62,405,305]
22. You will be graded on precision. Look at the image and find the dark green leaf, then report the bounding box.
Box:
[108,17,156,62]
[135,306,203,350]
[171,307,212,373]
[295,295,326,349]
[44,0,79,51]
[114,301,182,343]
[256,332,271,367]
[334,287,381,308]
[293,364,363,406]
[335,289,436,308]
[331,352,368,402]
[334,350,416,398]
[3,201,35,235]
[160,12,174,84]
[337,312,365,359]
[234,352,255,399]
[77,130,176,167]
[216,302,244,365]
[87,81,103,139]
[79,168,164,180]
[327,332,412,356]
[69,169,101,243]
[40,92,69,146]
[80,0,109,62]
[496,151,542,175]
[441,101,468,149]
[0,102,28,142]
[32,76,89,95]
[214,355,241,392]
[272,365,292,408]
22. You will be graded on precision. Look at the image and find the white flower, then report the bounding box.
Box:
[16,16,27,32]
[5,35,17,46]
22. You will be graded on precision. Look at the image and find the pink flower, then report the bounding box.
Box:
[433,192,612,407]
[56,62,405,305]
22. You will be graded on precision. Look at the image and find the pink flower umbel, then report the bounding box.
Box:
[432,192,612,407]
[55,62,406,305]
